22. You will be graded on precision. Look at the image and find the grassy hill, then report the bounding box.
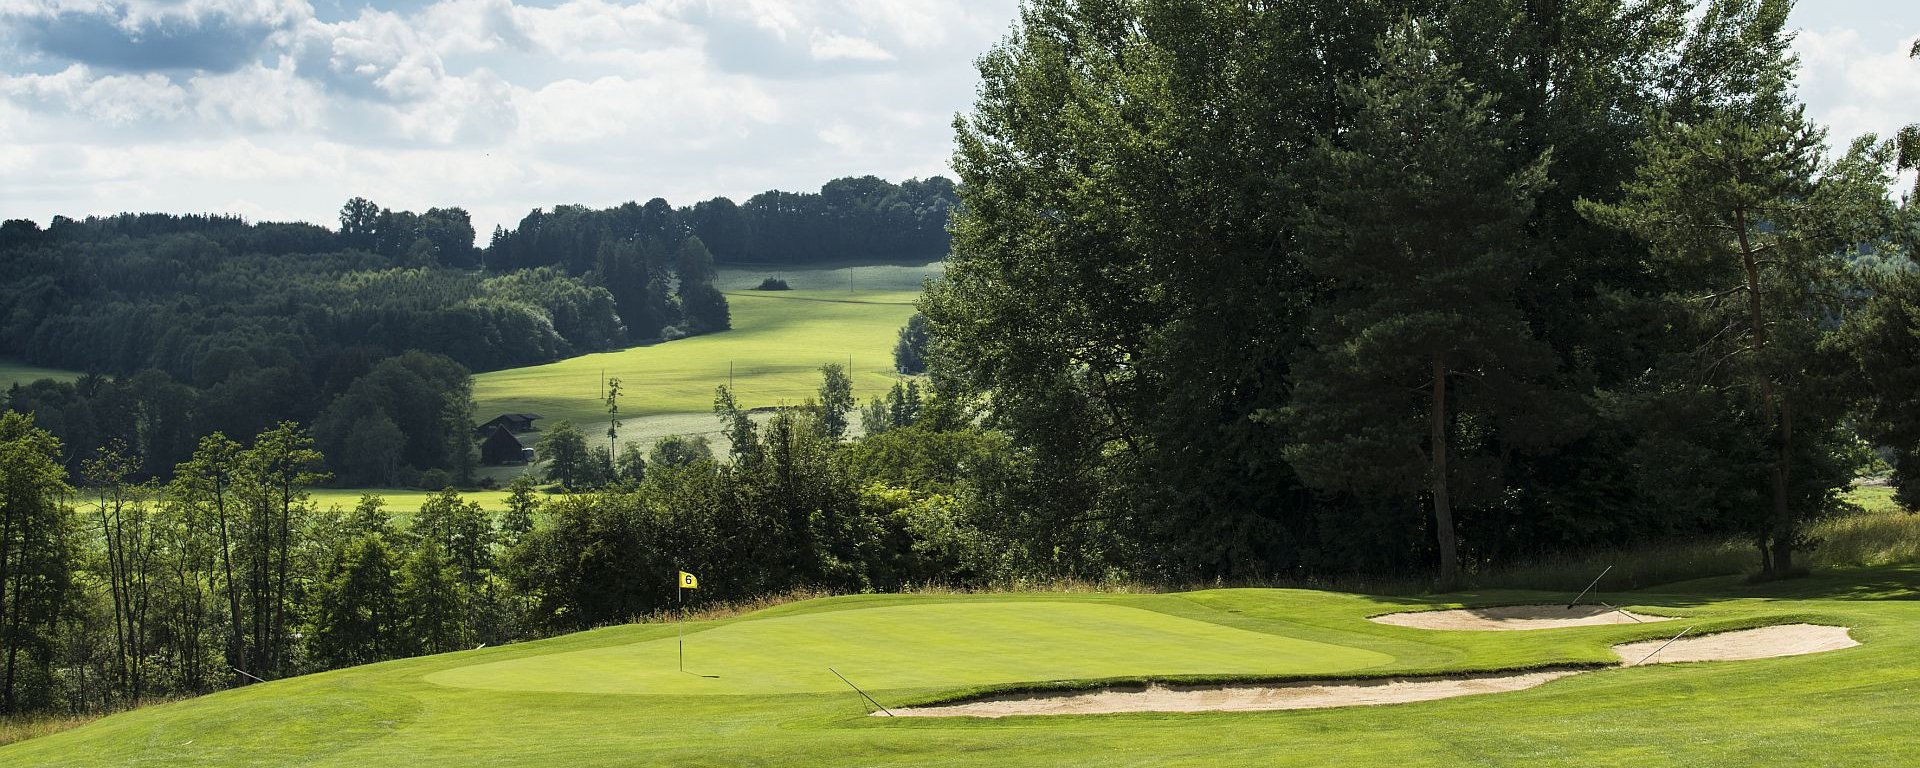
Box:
[8,568,1917,766]
[0,358,82,390]
[469,263,937,448]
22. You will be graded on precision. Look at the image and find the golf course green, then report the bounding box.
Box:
[8,567,1914,766]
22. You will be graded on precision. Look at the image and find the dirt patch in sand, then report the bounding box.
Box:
[1614,623,1858,665]
[1370,604,1671,630]
[885,624,1857,718]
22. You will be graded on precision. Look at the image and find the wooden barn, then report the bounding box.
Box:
[475,413,542,437]
[480,425,532,465]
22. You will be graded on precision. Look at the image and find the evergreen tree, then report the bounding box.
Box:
[1271,21,1562,586]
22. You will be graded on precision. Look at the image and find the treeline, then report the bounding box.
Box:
[0,370,1021,715]
[487,176,957,270]
[924,0,1920,585]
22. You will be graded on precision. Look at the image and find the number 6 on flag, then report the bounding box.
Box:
[679,571,699,589]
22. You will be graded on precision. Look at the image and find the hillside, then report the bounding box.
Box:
[468,262,936,454]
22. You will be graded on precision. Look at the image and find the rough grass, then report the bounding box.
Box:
[1478,485,1918,592]
[471,263,936,429]
[0,357,82,390]
[0,713,100,748]
[8,568,1916,766]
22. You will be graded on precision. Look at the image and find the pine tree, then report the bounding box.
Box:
[1271,21,1561,587]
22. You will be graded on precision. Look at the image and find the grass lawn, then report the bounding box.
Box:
[470,262,937,430]
[0,357,82,390]
[9,567,1917,766]
[308,488,518,516]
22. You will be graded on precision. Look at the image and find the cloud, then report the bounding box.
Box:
[1,0,311,72]
[1794,28,1920,149]
[808,31,892,62]
[0,0,1020,235]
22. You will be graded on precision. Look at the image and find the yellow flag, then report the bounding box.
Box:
[678,571,699,589]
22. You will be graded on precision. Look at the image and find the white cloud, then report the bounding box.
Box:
[1794,28,1920,149]
[808,31,892,62]
[0,0,1017,233]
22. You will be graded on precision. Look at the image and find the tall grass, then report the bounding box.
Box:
[1475,486,1918,592]
[0,713,100,747]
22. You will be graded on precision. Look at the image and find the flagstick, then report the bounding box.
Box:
[678,584,685,673]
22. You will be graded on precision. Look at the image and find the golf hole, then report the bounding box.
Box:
[884,624,1858,718]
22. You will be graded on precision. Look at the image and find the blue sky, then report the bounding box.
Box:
[0,1,1913,235]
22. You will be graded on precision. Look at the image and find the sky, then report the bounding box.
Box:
[1,1,1914,236]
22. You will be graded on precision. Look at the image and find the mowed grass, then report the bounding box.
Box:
[308,489,518,516]
[10,568,1920,766]
[470,262,938,429]
[0,357,82,390]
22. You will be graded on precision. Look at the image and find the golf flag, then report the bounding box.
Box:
[679,571,699,589]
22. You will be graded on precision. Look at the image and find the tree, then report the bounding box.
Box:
[1269,22,1561,587]
[713,386,761,466]
[311,536,398,667]
[499,474,544,545]
[0,412,77,714]
[893,314,931,374]
[166,433,245,687]
[649,435,713,469]
[539,421,590,489]
[232,423,325,678]
[816,364,854,440]
[615,443,648,485]
[1580,0,1894,576]
[604,377,623,459]
[397,542,463,655]
[338,197,380,250]
[84,442,164,702]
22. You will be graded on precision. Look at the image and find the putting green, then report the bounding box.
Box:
[425,601,1393,695]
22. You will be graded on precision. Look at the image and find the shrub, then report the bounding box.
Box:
[754,278,790,290]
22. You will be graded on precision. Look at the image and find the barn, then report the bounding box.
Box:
[480,425,532,466]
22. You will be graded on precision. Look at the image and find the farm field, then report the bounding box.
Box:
[308,488,519,516]
[0,357,82,390]
[7,566,1916,767]
[470,262,937,435]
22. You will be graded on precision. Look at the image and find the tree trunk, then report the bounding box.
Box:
[1735,208,1789,577]
[1770,400,1796,575]
[1430,357,1460,587]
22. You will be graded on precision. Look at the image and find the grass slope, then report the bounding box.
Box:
[0,357,82,390]
[11,568,1918,766]
[471,263,936,430]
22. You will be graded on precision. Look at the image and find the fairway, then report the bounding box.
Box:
[9,569,1915,767]
[471,262,938,429]
[428,602,1392,695]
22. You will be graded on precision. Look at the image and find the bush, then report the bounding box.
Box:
[755,278,790,291]
[660,325,689,342]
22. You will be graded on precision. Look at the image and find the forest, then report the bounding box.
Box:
[0,174,955,483]
[0,0,1916,728]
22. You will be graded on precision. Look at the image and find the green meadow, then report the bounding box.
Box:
[307,488,518,516]
[7,567,1916,767]
[0,358,82,390]
[469,263,937,431]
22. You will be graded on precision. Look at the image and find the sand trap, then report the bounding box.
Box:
[886,624,1856,718]
[1370,604,1670,630]
[1614,623,1858,665]
[888,671,1583,718]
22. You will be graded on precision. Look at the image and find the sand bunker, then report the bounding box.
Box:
[888,671,1582,718]
[1370,604,1670,630]
[886,624,1855,718]
[1615,623,1858,665]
